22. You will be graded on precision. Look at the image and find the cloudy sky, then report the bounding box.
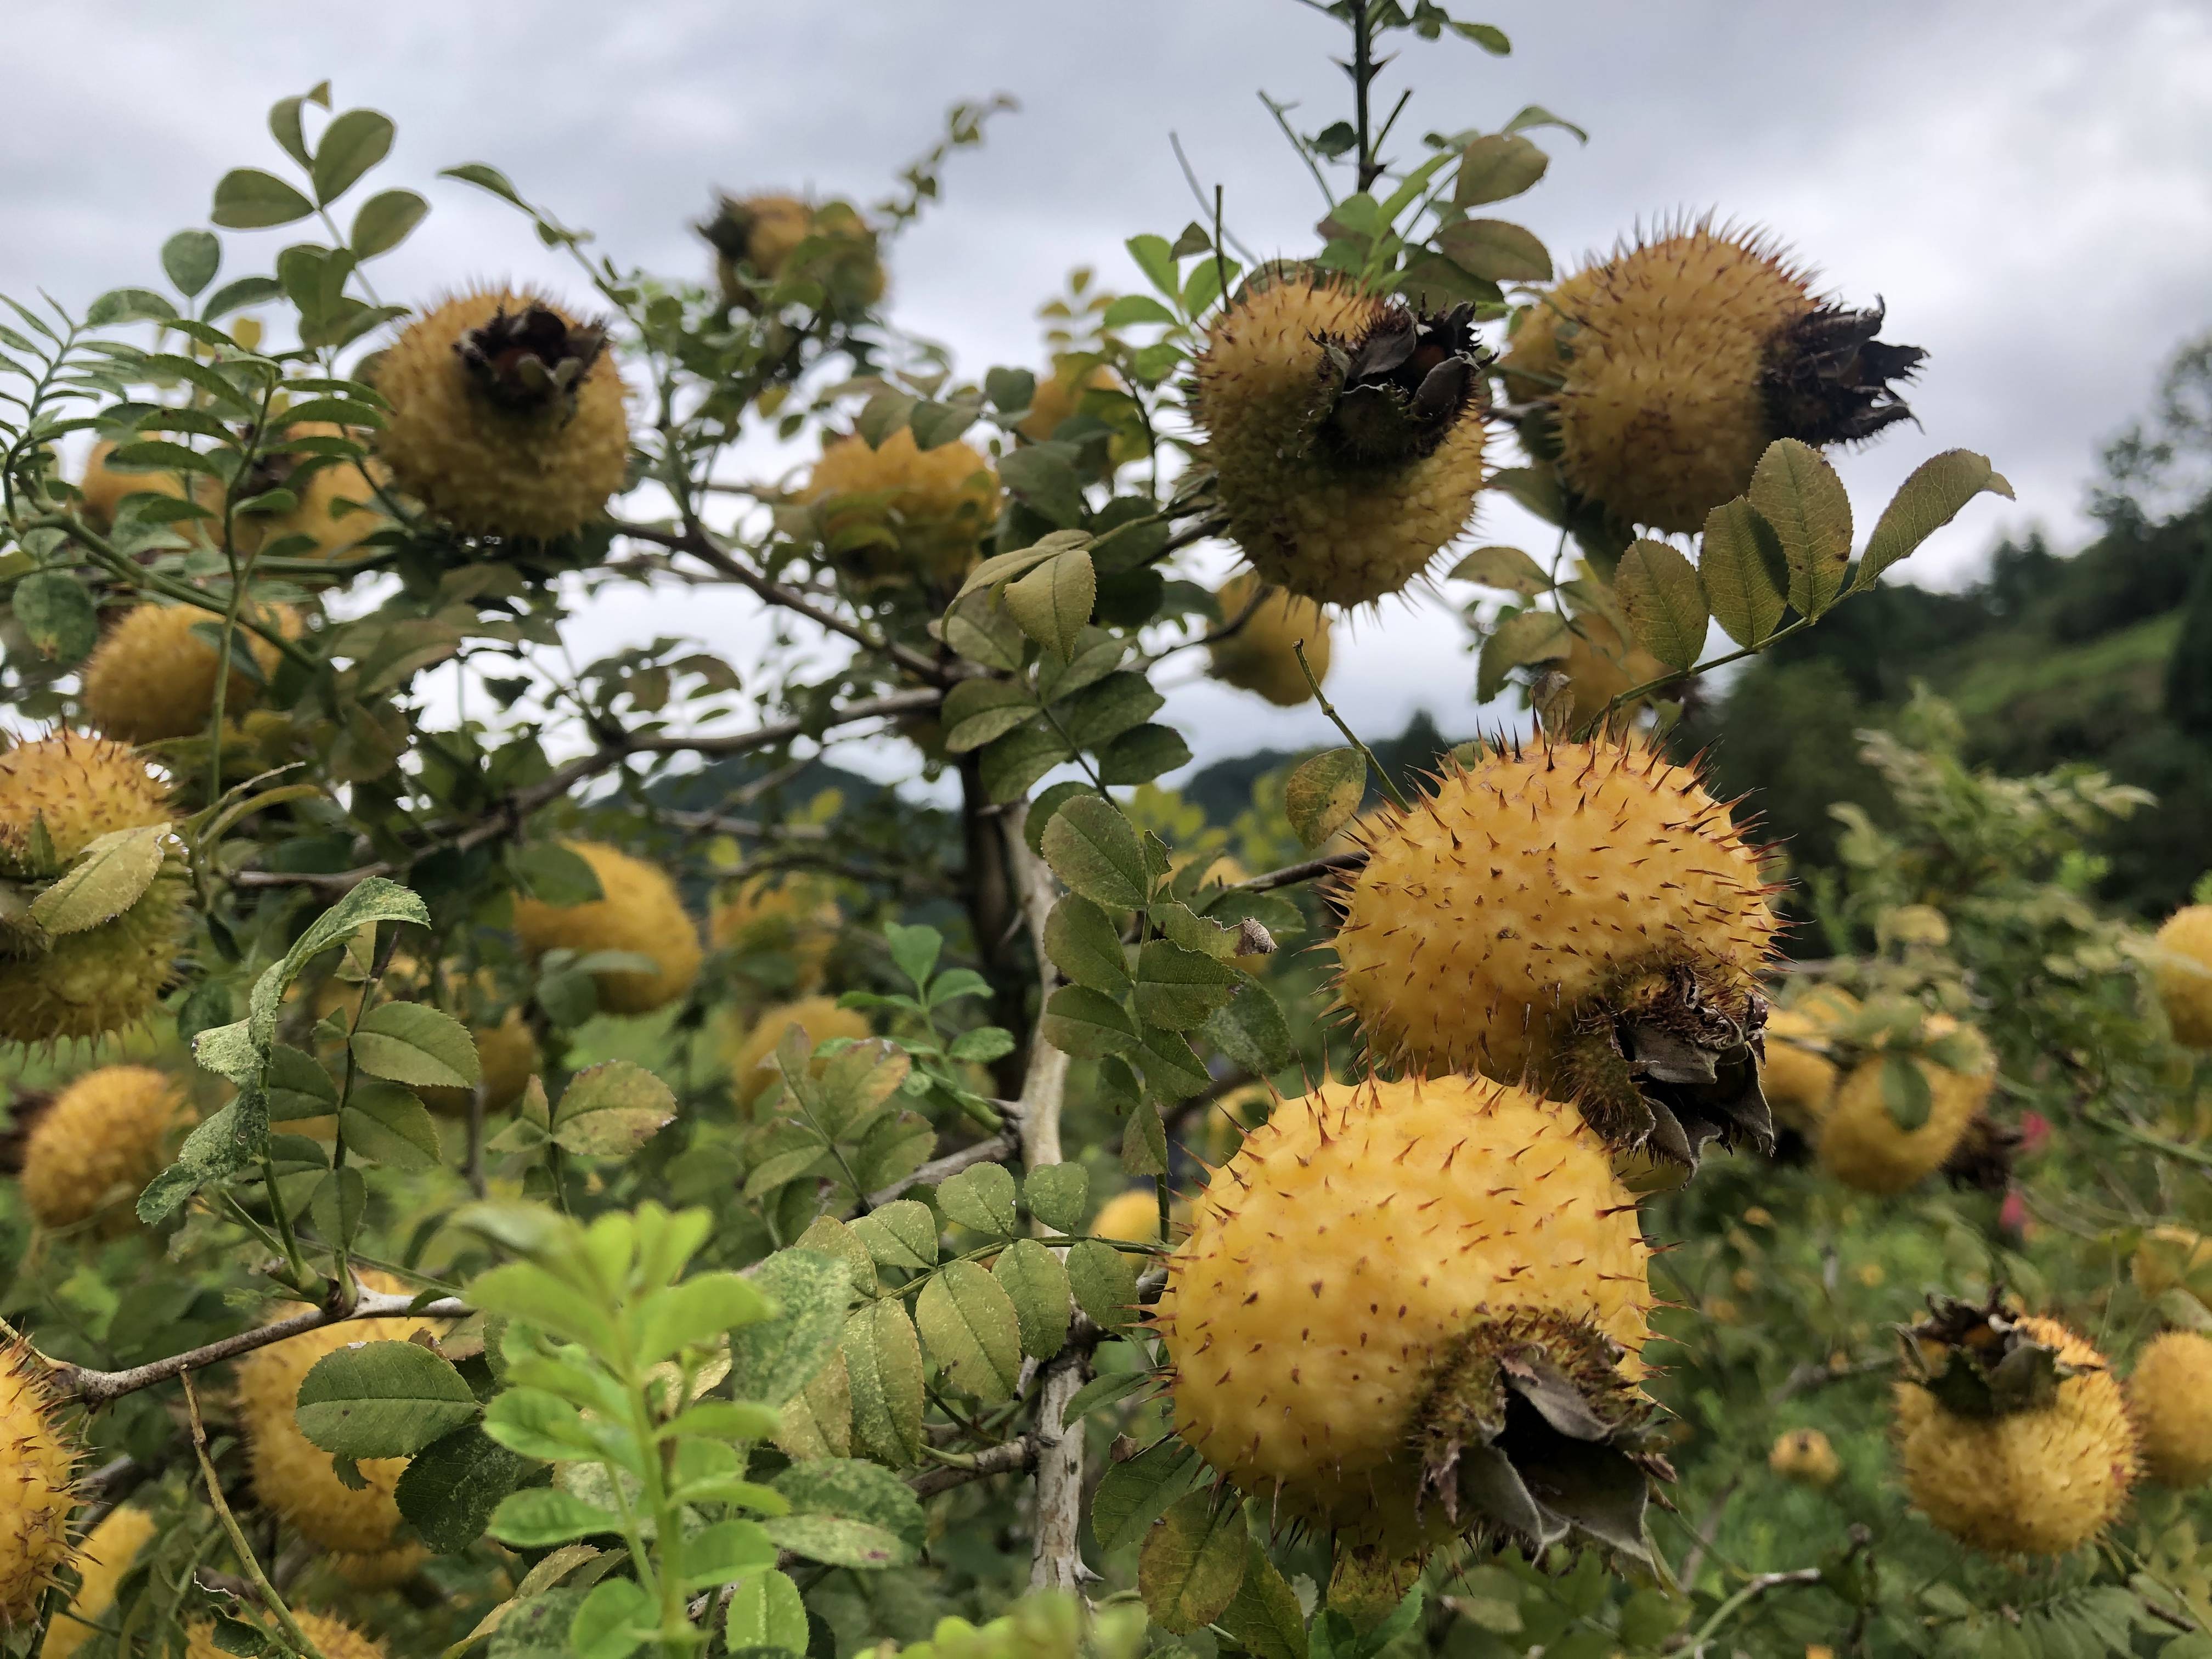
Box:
[7,1,2210,775]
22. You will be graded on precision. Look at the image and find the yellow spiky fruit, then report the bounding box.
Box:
[1762,1006,1840,1136]
[1894,1310,2136,1557]
[1206,573,1331,707]
[0,881,184,1047]
[802,428,1000,590]
[234,420,387,562]
[1193,272,1489,607]
[374,288,630,542]
[2134,1226,2212,1300]
[1556,612,1666,732]
[1158,1075,1652,1548]
[1090,1188,1163,1249]
[1502,224,1923,533]
[79,603,289,744]
[416,1011,538,1116]
[1332,736,1779,1156]
[185,1611,386,1659]
[710,871,842,991]
[0,732,168,876]
[1019,359,1120,443]
[19,1065,185,1231]
[1816,1018,1992,1194]
[1768,1428,1841,1487]
[46,1503,154,1659]
[705,193,885,309]
[0,1345,76,1626]
[724,995,871,1108]
[2153,905,2212,1048]
[75,439,196,533]
[233,1273,440,1554]
[511,841,701,1017]
[332,1540,428,1590]
[2131,1331,2212,1487]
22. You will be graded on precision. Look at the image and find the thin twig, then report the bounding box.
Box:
[857,1130,1020,1215]
[1295,640,1408,809]
[181,1377,328,1659]
[910,1435,1038,1499]
[1235,850,1367,894]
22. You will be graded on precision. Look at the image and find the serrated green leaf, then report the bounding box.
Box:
[340,1080,441,1171]
[1140,1491,1249,1634]
[838,1300,925,1466]
[1045,895,1132,995]
[940,678,1037,753]
[352,1000,479,1090]
[552,1060,676,1157]
[29,823,168,934]
[936,1162,1017,1238]
[1477,607,1570,701]
[849,1199,938,1271]
[1040,985,1138,1059]
[1699,498,1789,647]
[1220,1536,1310,1659]
[1068,1238,1140,1333]
[992,1238,1071,1359]
[915,1261,1022,1401]
[1093,1438,1198,1551]
[1453,133,1548,208]
[1436,218,1551,282]
[212,167,315,229]
[1612,539,1708,672]
[296,1339,478,1458]
[1749,437,1853,617]
[1040,793,1149,909]
[1449,543,1550,594]
[1855,449,2015,591]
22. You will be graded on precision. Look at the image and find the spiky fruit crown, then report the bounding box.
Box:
[1192,271,1490,607]
[187,1612,386,1659]
[1501,224,1922,533]
[2153,905,2212,1048]
[1555,611,1664,733]
[1206,572,1332,707]
[802,428,1000,590]
[0,732,168,877]
[416,1011,537,1117]
[710,871,843,991]
[1332,736,1780,1165]
[46,1503,154,1659]
[20,1064,185,1231]
[1768,1427,1842,1486]
[233,419,386,562]
[702,191,885,309]
[74,438,198,533]
[0,1345,76,1626]
[724,995,871,1109]
[1159,1075,1656,1556]
[511,840,701,1017]
[234,1272,439,1555]
[2130,1331,2212,1488]
[1893,1297,2137,1556]
[374,287,630,542]
[0,878,184,1047]
[79,602,288,745]
[1816,1014,1992,1194]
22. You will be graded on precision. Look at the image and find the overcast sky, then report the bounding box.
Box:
[8,1,2210,776]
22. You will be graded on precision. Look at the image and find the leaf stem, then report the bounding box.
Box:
[1294,640,1407,809]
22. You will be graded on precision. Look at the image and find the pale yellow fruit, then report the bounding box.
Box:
[512,841,702,1017]
[1762,1006,1840,1135]
[1894,1316,2136,1556]
[19,1064,185,1231]
[710,871,842,992]
[75,439,195,533]
[1817,1019,1992,1194]
[185,1611,386,1659]
[1206,573,1331,707]
[803,428,999,589]
[80,603,287,744]
[0,1346,76,1625]
[2153,905,2212,1048]
[1768,1427,1841,1487]
[724,995,871,1108]
[1159,1075,1650,1542]
[47,1504,155,1658]
[1090,1188,1163,1248]
[1018,359,1119,443]
[2132,1330,2212,1487]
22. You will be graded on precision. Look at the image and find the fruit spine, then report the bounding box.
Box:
[0,1344,76,1624]
[1192,270,1489,607]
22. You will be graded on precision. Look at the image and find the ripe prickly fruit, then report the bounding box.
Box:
[1816,1015,1993,1194]
[186,1611,386,1659]
[1159,1075,1657,1556]
[1206,573,1331,707]
[79,603,287,744]
[375,288,630,542]
[702,192,885,309]
[1331,735,1780,1165]
[512,841,701,1017]
[0,731,168,877]
[724,995,871,1109]
[233,420,387,562]
[1090,1188,1163,1248]
[0,879,184,1047]
[1193,270,1489,606]
[234,1273,441,1554]
[2131,1331,2212,1487]
[1556,612,1664,733]
[1760,1005,1842,1136]
[2134,1226,2212,1301]
[416,1011,538,1116]
[802,428,999,590]
[710,871,842,992]
[46,1503,154,1659]
[2152,905,2212,1047]
[19,1065,185,1231]
[75,439,196,533]
[0,1344,76,1625]
[1018,358,1119,443]
[1501,223,1922,533]
[1893,1296,2136,1557]
[1768,1427,1842,1487]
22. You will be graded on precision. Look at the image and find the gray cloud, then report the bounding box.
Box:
[6,1,2207,769]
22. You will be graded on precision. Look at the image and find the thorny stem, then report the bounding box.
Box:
[1350,1,1384,193]
[180,1378,329,1659]
[1295,640,1408,809]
